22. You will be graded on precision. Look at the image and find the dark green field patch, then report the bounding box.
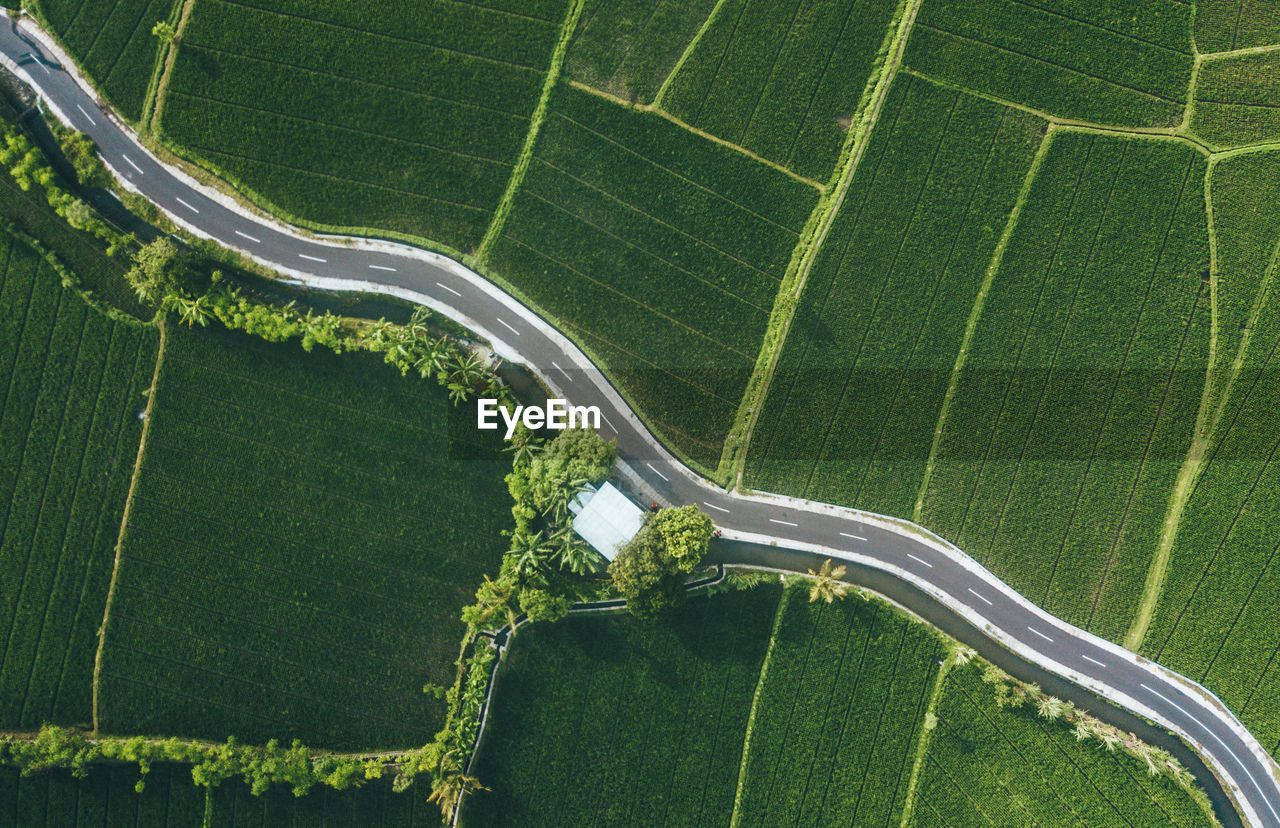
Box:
[96,324,510,751]
[1195,0,1280,52]
[1192,51,1280,148]
[0,226,157,732]
[905,0,1195,127]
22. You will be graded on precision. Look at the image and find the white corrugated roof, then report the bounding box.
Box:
[571,482,644,561]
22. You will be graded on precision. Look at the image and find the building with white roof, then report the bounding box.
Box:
[567,482,645,561]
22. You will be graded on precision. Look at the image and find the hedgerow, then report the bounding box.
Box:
[0,221,157,733]
[661,0,901,179]
[903,0,1195,127]
[1192,52,1280,149]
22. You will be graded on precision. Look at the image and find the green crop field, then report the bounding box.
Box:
[33,0,174,122]
[911,664,1214,828]
[0,764,437,826]
[1192,52,1280,149]
[490,85,817,467]
[745,75,1044,517]
[461,587,781,827]
[904,0,1195,127]
[565,0,719,104]
[732,587,946,826]
[1195,0,1280,52]
[154,0,569,252]
[659,0,901,180]
[0,223,158,733]
[922,132,1210,642]
[95,324,511,751]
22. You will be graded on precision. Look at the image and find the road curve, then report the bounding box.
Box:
[3,16,1277,826]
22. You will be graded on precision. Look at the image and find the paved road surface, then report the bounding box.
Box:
[3,16,1277,826]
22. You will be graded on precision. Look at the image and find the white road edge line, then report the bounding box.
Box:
[435,281,462,297]
[368,264,397,272]
[122,154,144,175]
[298,253,327,263]
[645,463,669,482]
[907,553,933,568]
[704,502,730,514]
[175,196,199,213]
[551,361,572,382]
[769,518,799,527]
[967,587,993,606]
[1082,654,1107,668]
[75,103,95,125]
[839,532,867,541]
[1027,626,1054,643]
[1140,682,1280,823]
[498,319,521,336]
[233,229,261,244]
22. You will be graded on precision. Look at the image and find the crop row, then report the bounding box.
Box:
[914,665,1213,827]
[734,588,945,826]
[920,132,1210,641]
[746,76,1044,517]
[462,587,782,827]
[37,0,173,121]
[495,86,816,465]
[662,0,901,180]
[0,230,157,732]
[1195,0,1280,53]
[1191,51,1280,149]
[566,0,720,104]
[904,0,1194,128]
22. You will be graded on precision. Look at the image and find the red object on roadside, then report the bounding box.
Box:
[650,502,659,511]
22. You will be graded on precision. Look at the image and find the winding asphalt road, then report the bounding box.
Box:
[3,15,1278,826]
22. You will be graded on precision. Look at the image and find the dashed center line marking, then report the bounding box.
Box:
[175,196,199,213]
[1082,654,1107,668]
[298,253,327,263]
[600,413,617,434]
[234,229,261,243]
[704,502,730,514]
[967,588,993,606]
[75,103,95,125]
[122,154,145,175]
[839,532,867,541]
[907,554,933,568]
[368,264,396,272]
[435,281,462,297]
[551,361,572,382]
[769,518,798,527]
[1027,626,1054,643]
[498,319,521,336]
[645,463,669,482]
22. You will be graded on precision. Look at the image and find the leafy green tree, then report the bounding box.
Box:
[518,586,572,623]
[58,131,111,188]
[461,574,519,633]
[152,20,177,42]
[649,506,714,573]
[125,237,191,303]
[609,506,713,616]
[525,427,615,513]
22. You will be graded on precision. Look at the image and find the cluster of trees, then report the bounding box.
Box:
[0,124,131,254]
[464,428,617,630]
[609,505,714,616]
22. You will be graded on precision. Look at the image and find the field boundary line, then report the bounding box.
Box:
[475,0,585,263]
[565,81,823,190]
[1198,43,1280,61]
[728,583,791,828]
[911,125,1054,523]
[139,0,191,132]
[719,0,924,488]
[90,317,165,735]
[1125,162,1280,651]
[651,0,728,109]
[897,649,955,826]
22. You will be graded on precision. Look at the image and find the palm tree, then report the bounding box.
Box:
[509,530,554,584]
[461,574,518,633]
[1036,695,1067,720]
[551,525,600,576]
[806,558,849,603]
[426,749,486,820]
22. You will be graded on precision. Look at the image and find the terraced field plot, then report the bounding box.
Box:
[1195,0,1280,52]
[0,223,157,732]
[660,0,901,180]
[1191,51,1280,149]
[34,0,175,122]
[461,587,781,827]
[565,0,719,104]
[921,133,1210,642]
[912,664,1214,828]
[96,324,511,751]
[491,86,817,467]
[903,0,1195,127]
[156,0,570,252]
[745,75,1045,517]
